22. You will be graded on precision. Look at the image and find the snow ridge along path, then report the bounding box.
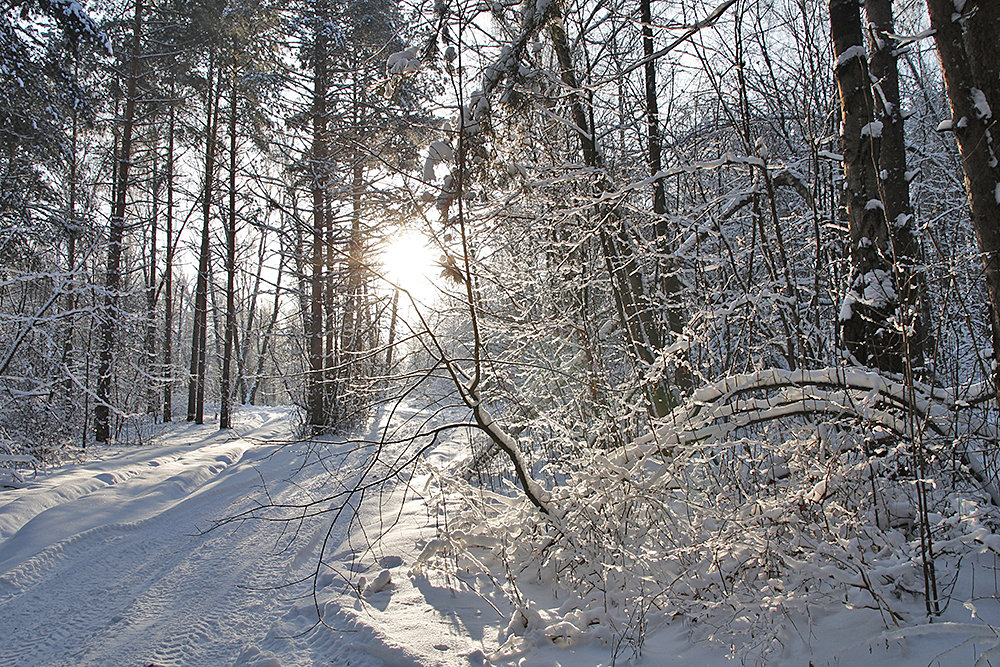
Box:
[0,409,354,665]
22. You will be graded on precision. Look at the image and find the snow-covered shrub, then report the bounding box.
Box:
[417,368,1000,663]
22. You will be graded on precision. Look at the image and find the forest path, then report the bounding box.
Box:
[0,406,470,667]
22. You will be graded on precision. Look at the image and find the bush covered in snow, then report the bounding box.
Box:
[416,368,1000,663]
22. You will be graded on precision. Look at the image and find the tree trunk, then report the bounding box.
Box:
[163,74,175,422]
[385,288,399,371]
[220,61,238,429]
[340,159,365,405]
[188,55,219,424]
[642,0,690,397]
[548,12,672,417]
[95,0,142,443]
[830,0,903,373]
[249,251,284,406]
[237,231,266,404]
[144,133,159,416]
[864,0,927,373]
[927,0,1000,406]
[307,17,328,430]
[62,59,80,395]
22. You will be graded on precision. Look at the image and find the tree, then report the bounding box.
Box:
[829,0,905,374]
[96,0,143,443]
[304,1,329,431]
[927,0,1000,405]
[864,0,927,374]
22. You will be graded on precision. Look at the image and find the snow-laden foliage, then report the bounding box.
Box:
[417,368,1000,663]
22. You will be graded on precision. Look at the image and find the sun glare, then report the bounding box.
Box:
[380,230,439,304]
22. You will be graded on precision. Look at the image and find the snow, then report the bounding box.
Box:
[835,45,867,68]
[971,88,992,120]
[2,405,1000,666]
[0,406,488,666]
[427,140,454,163]
[861,120,883,138]
[387,47,420,75]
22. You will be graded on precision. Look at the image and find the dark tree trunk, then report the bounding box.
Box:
[220,62,238,429]
[641,0,665,217]
[144,134,159,416]
[163,75,175,422]
[385,288,399,371]
[236,232,266,404]
[864,0,927,373]
[548,12,672,417]
[188,56,219,424]
[642,0,690,397]
[340,159,365,398]
[62,59,80,395]
[95,0,142,443]
[249,251,284,406]
[307,17,328,430]
[927,0,1000,405]
[830,0,903,373]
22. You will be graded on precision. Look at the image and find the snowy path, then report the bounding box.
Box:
[0,409,310,666]
[0,407,500,667]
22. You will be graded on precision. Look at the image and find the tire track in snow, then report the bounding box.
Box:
[0,408,322,667]
[0,441,249,603]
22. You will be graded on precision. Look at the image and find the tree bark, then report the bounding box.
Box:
[163,74,175,422]
[864,0,927,373]
[220,61,238,429]
[642,0,690,397]
[144,133,159,416]
[927,0,1000,405]
[548,12,672,416]
[830,0,903,373]
[249,251,284,406]
[307,17,328,430]
[188,55,219,424]
[62,59,80,395]
[95,0,142,443]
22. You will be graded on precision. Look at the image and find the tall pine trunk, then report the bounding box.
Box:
[307,16,328,430]
[188,55,219,424]
[62,59,80,395]
[144,133,159,415]
[163,74,175,422]
[220,61,238,429]
[95,0,142,443]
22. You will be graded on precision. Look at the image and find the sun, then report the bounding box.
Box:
[379,229,439,304]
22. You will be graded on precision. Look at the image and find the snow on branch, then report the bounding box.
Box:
[39,0,112,55]
[611,367,998,502]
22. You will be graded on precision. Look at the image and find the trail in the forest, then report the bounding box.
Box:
[0,409,343,666]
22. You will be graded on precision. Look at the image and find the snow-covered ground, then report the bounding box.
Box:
[1,406,998,666]
[0,406,511,666]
